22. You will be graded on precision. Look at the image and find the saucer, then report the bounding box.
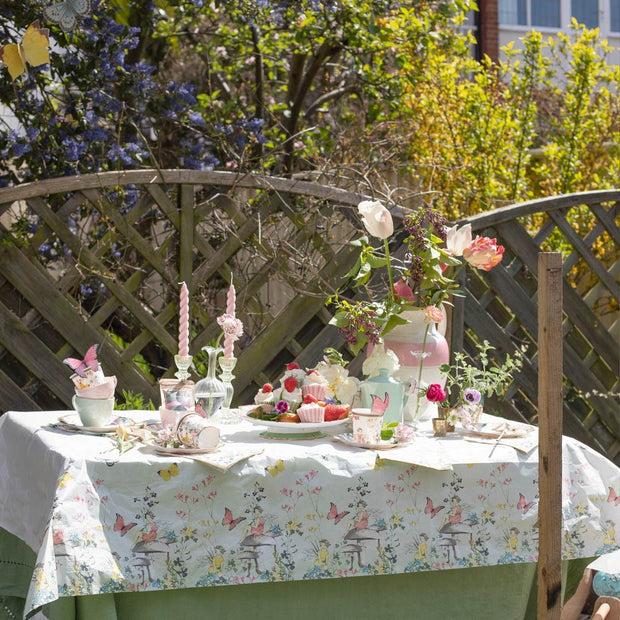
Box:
[57,414,134,434]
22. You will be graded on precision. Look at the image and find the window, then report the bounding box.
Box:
[571,0,598,28]
[611,0,620,31]
[499,0,561,27]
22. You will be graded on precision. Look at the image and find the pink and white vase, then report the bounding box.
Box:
[380,309,450,423]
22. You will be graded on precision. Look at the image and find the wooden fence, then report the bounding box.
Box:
[0,171,617,462]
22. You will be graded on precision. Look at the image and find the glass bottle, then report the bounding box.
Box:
[194,346,226,419]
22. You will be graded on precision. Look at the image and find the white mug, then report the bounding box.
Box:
[72,395,115,427]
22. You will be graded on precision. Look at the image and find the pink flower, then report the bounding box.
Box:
[425,383,447,402]
[394,278,415,302]
[424,305,444,324]
[357,200,394,239]
[217,314,244,338]
[463,236,505,271]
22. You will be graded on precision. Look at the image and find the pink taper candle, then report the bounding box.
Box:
[179,282,190,357]
[223,280,236,357]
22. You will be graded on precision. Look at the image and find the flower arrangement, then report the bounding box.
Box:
[327,199,505,354]
[431,340,524,428]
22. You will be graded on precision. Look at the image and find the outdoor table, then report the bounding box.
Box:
[0,409,617,620]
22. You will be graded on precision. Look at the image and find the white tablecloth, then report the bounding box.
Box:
[0,410,617,616]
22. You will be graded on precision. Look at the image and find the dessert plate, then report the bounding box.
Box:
[57,414,134,435]
[459,423,532,439]
[334,432,411,450]
[241,410,349,439]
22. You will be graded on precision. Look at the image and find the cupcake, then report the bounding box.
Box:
[301,370,328,401]
[280,375,303,410]
[296,403,325,423]
[255,383,275,406]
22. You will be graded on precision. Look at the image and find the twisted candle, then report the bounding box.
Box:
[223,280,236,358]
[179,282,190,357]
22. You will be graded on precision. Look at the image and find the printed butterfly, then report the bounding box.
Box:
[158,463,179,481]
[222,507,246,530]
[0,21,50,82]
[327,502,349,525]
[114,513,137,537]
[517,493,535,514]
[266,459,285,477]
[44,0,90,32]
[607,487,620,506]
[424,497,444,518]
[370,392,390,415]
[63,344,99,377]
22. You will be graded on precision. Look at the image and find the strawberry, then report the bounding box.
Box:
[306,369,320,376]
[262,383,273,393]
[284,376,298,393]
[324,403,349,422]
[286,362,300,370]
[303,394,318,404]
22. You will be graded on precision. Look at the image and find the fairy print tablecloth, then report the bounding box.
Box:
[0,410,617,617]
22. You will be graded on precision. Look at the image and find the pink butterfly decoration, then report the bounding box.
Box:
[370,392,390,415]
[63,344,99,377]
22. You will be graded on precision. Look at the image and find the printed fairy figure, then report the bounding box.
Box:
[505,527,519,554]
[208,546,225,575]
[314,539,331,568]
[413,533,429,561]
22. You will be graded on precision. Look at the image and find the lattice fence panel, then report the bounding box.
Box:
[0,174,617,462]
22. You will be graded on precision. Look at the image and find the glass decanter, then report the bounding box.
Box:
[194,346,226,419]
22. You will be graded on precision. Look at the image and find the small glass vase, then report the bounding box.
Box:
[194,346,226,419]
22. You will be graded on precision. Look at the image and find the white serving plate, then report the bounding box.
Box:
[240,409,349,438]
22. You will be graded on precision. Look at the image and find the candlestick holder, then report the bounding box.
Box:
[174,355,193,381]
[212,356,240,424]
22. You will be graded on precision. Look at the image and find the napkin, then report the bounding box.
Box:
[375,436,453,471]
[186,444,264,471]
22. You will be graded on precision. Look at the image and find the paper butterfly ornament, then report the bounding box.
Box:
[370,392,390,415]
[44,0,91,32]
[63,344,99,377]
[0,21,50,81]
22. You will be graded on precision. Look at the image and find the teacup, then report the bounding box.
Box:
[177,413,220,450]
[351,407,384,444]
[72,395,115,428]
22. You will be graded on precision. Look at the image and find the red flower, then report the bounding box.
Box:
[425,383,447,402]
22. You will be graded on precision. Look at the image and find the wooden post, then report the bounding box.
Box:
[537,252,564,619]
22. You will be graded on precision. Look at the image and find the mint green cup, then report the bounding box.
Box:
[72,395,115,427]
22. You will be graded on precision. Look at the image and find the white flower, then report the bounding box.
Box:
[315,361,359,405]
[357,200,394,239]
[445,224,472,257]
[362,344,400,378]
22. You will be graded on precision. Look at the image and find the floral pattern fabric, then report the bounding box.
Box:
[0,411,617,617]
